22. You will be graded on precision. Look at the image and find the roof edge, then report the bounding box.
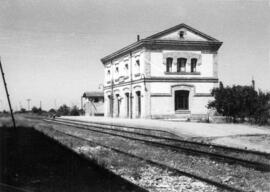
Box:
[101,39,222,64]
[145,23,220,42]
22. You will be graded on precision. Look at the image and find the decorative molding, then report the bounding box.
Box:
[151,93,172,97]
[103,77,218,90]
[194,93,212,97]
[101,40,222,64]
[164,72,201,75]
[171,84,195,88]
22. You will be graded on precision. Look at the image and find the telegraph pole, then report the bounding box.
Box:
[0,57,16,129]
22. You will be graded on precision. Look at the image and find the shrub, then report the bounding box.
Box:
[70,106,80,116]
[208,82,270,125]
[56,105,70,116]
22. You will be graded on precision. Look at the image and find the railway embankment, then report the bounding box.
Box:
[40,117,270,192]
[3,115,270,192]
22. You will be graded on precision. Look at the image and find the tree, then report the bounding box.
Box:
[70,106,80,116]
[253,91,270,125]
[48,108,56,114]
[31,106,42,114]
[20,108,26,113]
[56,105,70,116]
[208,82,270,125]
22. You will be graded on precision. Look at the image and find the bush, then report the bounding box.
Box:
[70,106,80,116]
[208,82,270,125]
[31,106,42,114]
[56,105,70,116]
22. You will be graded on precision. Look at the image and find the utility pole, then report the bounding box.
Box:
[0,57,16,129]
[26,99,31,111]
[39,100,42,110]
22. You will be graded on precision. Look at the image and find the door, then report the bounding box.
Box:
[175,90,189,110]
[125,93,129,117]
[136,91,141,117]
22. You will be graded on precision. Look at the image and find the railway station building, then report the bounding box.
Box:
[82,91,104,116]
[101,23,222,119]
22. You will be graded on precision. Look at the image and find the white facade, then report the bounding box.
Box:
[101,23,222,119]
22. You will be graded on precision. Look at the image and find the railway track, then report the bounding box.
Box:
[45,118,270,172]
[39,124,247,192]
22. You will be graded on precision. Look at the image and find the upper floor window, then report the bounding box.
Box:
[166,58,173,72]
[125,64,129,74]
[191,58,197,72]
[136,59,140,73]
[179,31,185,39]
[107,70,111,76]
[115,66,119,74]
[177,58,187,72]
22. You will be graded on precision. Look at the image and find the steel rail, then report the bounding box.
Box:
[54,117,270,157]
[41,126,246,192]
[45,119,270,171]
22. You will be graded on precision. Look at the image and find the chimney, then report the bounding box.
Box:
[137,35,140,42]
[252,76,255,89]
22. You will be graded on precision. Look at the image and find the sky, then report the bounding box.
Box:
[0,0,269,111]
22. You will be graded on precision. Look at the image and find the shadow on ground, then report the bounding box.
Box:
[0,126,145,192]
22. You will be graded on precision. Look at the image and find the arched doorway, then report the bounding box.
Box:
[135,91,141,117]
[125,93,130,117]
[175,90,189,110]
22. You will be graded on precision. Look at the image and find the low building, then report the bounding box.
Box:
[82,92,104,116]
[101,23,222,119]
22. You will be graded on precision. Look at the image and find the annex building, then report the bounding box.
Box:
[101,23,222,119]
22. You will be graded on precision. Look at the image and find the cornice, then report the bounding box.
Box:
[101,39,222,64]
[103,77,218,90]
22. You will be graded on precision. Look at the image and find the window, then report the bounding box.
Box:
[166,58,173,72]
[136,60,140,73]
[115,66,119,74]
[177,58,187,72]
[107,70,110,76]
[179,31,185,39]
[191,58,197,72]
[125,64,129,75]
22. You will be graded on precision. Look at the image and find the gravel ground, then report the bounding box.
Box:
[36,124,219,192]
[48,123,270,192]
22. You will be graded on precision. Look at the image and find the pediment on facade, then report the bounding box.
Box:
[146,23,218,42]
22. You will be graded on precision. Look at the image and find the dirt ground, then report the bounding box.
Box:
[209,134,270,153]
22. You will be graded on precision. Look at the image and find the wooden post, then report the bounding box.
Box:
[0,57,16,129]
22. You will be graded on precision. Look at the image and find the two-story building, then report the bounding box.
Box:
[101,23,222,119]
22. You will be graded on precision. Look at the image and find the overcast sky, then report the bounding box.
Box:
[0,0,269,111]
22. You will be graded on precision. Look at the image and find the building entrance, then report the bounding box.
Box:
[136,91,141,117]
[125,93,129,117]
[175,90,189,110]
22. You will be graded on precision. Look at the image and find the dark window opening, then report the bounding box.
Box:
[175,90,189,110]
[116,94,120,117]
[179,31,185,38]
[177,58,187,72]
[166,58,173,72]
[136,91,141,117]
[125,93,129,117]
[191,58,197,72]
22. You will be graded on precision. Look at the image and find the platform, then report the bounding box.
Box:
[59,116,270,153]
